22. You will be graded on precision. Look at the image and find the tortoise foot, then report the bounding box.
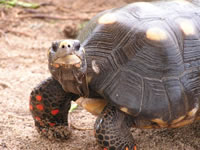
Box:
[30,77,78,140]
[35,123,71,140]
[94,104,137,150]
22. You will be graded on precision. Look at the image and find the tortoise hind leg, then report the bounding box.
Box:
[94,104,137,150]
[30,77,78,140]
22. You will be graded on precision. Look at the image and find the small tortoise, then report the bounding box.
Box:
[30,0,200,149]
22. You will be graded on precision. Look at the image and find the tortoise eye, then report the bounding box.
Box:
[52,42,58,52]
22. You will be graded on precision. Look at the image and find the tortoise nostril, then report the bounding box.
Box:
[74,41,80,51]
[62,45,66,49]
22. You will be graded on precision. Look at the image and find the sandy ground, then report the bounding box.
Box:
[0,0,200,150]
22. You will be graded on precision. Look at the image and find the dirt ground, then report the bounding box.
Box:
[0,0,200,150]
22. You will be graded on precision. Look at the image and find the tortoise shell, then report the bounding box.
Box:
[77,0,200,127]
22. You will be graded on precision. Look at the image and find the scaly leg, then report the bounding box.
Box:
[94,104,137,150]
[30,77,78,140]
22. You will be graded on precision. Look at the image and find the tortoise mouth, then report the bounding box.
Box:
[52,54,82,68]
[49,43,89,96]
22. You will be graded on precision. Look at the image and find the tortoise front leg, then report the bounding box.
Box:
[30,77,78,140]
[94,104,137,150]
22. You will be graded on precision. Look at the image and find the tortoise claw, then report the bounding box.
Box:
[35,123,71,140]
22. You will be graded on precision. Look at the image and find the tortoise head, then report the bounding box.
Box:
[48,39,89,97]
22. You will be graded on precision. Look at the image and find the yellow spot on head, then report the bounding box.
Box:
[98,13,116,25]
[146,27,168,41]
[59,40,73,49]
[59,40,68,48]
[53,64,60,68]
[74,63,81,68]
[151,118,168,127]
[177,19,195,36]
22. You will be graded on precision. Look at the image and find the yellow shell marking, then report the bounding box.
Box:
[174,0,190,4]
[146,27,168,41]
[188,107,199,117]
[98,13,116,25]
[170,119,194,128]
[171,116,185,124]
[178,19,195,36]
[120,107,132,115]
[151,118,168,127]
[120,107,128,113]
[133,2,157,10]
[142,126,155,129]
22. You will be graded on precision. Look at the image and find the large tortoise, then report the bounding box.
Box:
[30,0,200,149]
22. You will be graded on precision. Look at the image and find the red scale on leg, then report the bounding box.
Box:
[51,109,59,115]
[39,122,44,126]
[29,104,33,110]
[42,128,47,133]
[35,116,41,121]
[35,116,44,126]
[36,95,42,101]
[36,104,44,111]
[49,122,56,127]
[30,77,73,140]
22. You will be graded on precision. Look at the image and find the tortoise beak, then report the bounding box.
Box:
[54,54,81,65]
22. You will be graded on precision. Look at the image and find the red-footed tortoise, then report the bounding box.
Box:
[30,0,200,149]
